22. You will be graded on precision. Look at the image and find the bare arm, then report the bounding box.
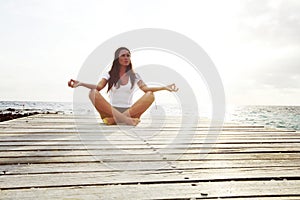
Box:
[137,80,179,93]
[68,78,108,91]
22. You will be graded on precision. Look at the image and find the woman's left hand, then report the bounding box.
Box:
[68,79,81,88]
[166,83,179,92]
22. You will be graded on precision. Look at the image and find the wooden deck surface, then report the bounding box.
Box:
[0,114,300,199]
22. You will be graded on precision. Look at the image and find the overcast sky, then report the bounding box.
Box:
[0,0,299,105]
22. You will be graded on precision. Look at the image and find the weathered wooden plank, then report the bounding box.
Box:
[1,147,300,157]
[1,153,300,165]
[0,121,264,128]
[0,118,214,125]
[1,166,300,189]
[1,160,299,175]
[2,188,299,200]
[0,120,262,125]
[1,134,300,140]
[1,146,300,157]
[0,131,297,137]
[2,180,300,200]
[2,140,300,146]
[3,128,290,134]
[2,138,300,144]
[2,149,298,158]
[0,143,299,152]
[71,134,297,141]
[1,142,300,150]
[0,149,299,159]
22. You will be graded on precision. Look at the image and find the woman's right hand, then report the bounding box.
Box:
[68,79,81,88]
[165,83,179,92]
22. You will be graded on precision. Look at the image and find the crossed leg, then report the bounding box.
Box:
[89,89,155,126]
[123,91,155,118]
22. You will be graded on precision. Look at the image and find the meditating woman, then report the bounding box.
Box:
[68,47,179,126]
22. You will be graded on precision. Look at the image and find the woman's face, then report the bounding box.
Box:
[118,49,131,66]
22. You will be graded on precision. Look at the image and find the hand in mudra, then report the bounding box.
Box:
[68,79,80,88]
[166,83,179,92]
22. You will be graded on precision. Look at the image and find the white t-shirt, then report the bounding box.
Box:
[101,72,142,108]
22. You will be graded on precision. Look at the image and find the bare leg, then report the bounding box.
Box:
[124,91,155,118]
[88,89,140,125]
[104,91,155,124]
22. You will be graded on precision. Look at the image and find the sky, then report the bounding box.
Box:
[0,0,299,105]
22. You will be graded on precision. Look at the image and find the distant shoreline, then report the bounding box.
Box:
[0,112,39,122]
[0,108,59,122]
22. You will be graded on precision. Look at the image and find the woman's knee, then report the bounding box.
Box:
[88,89,98,100]
[146,91,155,101]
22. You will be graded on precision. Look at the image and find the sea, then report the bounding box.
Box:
[0,101,299,131]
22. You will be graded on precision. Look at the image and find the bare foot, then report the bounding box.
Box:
[124,117,140,126]
[122,110,131,118]
[103,117,140,126]
[102,117,116,125]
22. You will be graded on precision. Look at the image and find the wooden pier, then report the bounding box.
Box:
[0,114,300,199]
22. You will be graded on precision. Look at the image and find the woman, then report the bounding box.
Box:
[68,47,179,126]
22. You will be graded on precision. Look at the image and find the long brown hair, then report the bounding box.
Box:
[107,47,136,92]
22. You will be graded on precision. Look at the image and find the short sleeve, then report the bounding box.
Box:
[135,73,142,83]
[101,72,110,80]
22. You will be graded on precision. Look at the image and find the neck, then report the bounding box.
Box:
[119,65,127,74]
